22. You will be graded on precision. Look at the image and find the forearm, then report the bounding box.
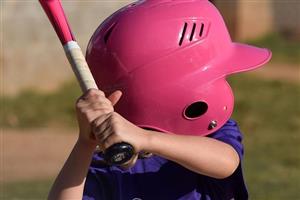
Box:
[144,130,239,179]
[48,139,96,200]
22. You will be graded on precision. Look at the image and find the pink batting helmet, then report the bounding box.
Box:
[86,0,271,136]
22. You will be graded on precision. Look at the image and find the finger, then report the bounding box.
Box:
[75,99,88,111]
[77,97,113,112]
[82,89,105,100]
[102,134,122,150]
[108,90,122,106]
[76,94,109,107]
[92,116,113,142]
[83,109,112,123]
[92,113,112,134]
[97,126,112,144]
[90,100,114,111]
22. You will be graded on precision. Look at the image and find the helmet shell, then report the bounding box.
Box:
[86,0,271,136]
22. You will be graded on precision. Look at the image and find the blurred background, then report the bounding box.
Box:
[1,0,299,199]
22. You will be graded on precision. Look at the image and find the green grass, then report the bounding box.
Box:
[229,75,300,199]
[1,76,300,199]
[0,81,81,128]
[1,180,52,200]
[246,33,300,65]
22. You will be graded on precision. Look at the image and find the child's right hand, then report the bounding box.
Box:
[75,89,122,146]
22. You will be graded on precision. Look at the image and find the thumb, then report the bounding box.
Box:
[108,90,122,106]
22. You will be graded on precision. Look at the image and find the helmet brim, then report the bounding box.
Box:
[224,43,272,75]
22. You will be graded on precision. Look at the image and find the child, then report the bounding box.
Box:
[48,0,271,199]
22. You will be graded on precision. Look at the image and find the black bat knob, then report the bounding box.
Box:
[103,142,134,165]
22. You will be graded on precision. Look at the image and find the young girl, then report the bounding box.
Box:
[48,1,271,199]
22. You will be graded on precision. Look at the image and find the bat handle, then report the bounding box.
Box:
[103,142,135,165]
[64,41,98,91]
[64,41,135,166]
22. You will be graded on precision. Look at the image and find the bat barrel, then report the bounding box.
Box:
[39,0,74,45]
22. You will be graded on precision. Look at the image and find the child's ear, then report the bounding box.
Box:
[108,90,123,106]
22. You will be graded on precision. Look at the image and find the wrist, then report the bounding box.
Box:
[142,130,171,155]
[140,129,156,153]
[76,137,97,152]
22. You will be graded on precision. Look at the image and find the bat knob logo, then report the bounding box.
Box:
[103,142,135,166]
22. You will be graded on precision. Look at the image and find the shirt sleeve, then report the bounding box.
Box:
[208,119,244,160]
[205,120,248,199]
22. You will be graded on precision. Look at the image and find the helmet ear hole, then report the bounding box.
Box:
[184,101,208,120]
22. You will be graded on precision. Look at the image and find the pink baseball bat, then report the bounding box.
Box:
[39,0,134,166]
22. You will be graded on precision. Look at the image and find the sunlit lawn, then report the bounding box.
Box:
[229,75,300,199]
[2,74,299,199]
[1,180,52,200]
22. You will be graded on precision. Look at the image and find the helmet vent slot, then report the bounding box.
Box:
[179,22,188,46]
[184,101,208,119]
[189,23,196,41]
[179,22,206,45]
[104,23,117,44]
[199,23,204,37]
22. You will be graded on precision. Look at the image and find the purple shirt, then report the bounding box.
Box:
[83,120,248,200]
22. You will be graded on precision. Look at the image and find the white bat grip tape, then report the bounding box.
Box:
[64,41,98,92]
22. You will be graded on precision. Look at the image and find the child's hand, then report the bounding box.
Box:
[92,111,148,153]
[75,89,149,154]
[75,89,121,146]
